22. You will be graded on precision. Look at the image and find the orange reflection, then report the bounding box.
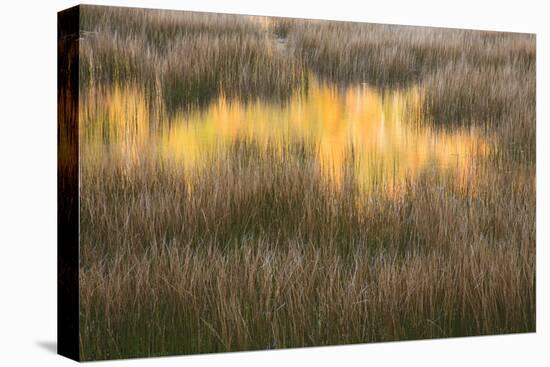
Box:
[80,78,489,196]
[80,84,150,167]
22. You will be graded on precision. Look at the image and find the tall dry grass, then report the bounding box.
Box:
[79,143,534,359]
[79,6,306,113]
[76,5,536,360]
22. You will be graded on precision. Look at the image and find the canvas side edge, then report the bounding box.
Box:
[57,4,81,362]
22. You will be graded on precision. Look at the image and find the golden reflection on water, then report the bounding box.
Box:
[80,79,489,195]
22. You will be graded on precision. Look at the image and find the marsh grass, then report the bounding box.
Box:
[77,5,536,360]
[80,6,306,113]
[79,142,535,359]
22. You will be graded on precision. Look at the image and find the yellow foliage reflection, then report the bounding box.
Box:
[81,79,489,195]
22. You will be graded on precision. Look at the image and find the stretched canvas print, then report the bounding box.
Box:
[58,4,536,361]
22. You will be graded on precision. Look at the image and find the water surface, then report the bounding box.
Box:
[81,79,489,195]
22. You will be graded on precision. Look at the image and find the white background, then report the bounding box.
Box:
[0,0,548,365]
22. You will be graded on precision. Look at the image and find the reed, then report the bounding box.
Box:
[79,142,535,360]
